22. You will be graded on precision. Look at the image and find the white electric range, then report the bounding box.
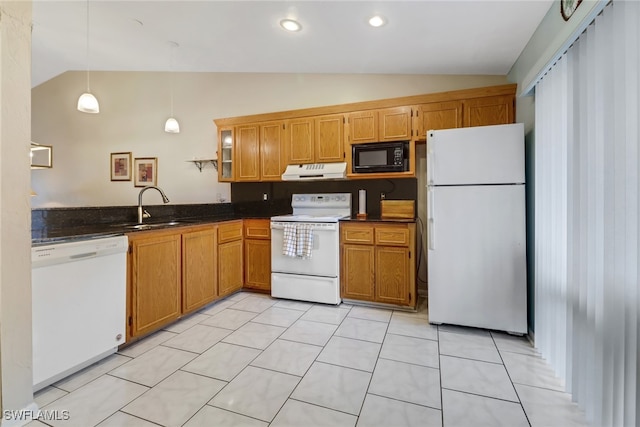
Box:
[270,193,352,305]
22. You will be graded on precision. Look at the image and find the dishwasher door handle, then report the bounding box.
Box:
[69,251,98,260]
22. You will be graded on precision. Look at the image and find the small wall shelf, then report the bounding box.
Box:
[187,159,217,172]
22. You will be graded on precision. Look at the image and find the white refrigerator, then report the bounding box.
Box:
[426,123,527,334]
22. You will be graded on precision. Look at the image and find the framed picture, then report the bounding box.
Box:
[134,157,158,187]
[110,152,132,181]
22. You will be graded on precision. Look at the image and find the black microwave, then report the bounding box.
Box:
[352,141,409,173]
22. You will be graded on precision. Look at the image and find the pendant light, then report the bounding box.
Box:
[164,41,180,133]
[77,0,99,113]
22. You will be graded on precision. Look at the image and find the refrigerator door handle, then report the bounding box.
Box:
[427,185,435,250]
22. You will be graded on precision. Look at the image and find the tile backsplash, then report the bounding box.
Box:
[231,178,417,217]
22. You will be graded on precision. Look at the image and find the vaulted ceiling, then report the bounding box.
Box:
[32,1,553,87]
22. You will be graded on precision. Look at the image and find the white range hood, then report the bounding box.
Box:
[282,162,347,181]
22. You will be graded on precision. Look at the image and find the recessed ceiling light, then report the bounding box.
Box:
[280,19,302,32]
[368,15,386,27]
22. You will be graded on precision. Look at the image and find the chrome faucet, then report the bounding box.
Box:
[137,186,170,224]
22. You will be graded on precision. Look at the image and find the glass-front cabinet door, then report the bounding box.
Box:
[218,127,234,182]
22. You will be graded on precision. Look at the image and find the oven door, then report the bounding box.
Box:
[270,221,339,277]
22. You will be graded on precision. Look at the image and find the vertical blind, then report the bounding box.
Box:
[534,1,639,426]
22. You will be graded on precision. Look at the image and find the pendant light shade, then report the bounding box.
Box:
[165,41,180,133]
[77,92,99,113]
[164,117,180,133]
[77,0,99,114]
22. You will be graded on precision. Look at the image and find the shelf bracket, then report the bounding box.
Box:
[187,159,217,172]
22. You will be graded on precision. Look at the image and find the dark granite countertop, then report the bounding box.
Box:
[32,201,289,246]
[340,215,416,223]
[31,215,239,246]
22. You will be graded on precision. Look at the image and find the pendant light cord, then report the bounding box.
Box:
[169,42,176,117]
[170,45,174,117]
[85,0,91,92]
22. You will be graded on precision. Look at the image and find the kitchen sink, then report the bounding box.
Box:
[122,221,185,230]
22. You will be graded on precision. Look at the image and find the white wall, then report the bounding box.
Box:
[508,0,606,94]
[0,0,34,418]
[31,72,508,208]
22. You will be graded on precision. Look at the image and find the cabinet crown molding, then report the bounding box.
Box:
[213,84,516,127]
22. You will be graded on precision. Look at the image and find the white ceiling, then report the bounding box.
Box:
[31,0,553,88]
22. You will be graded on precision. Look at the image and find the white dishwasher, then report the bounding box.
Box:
[31,235,128,391]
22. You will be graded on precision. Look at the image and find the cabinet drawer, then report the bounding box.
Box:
[341,225,374,245]
[244,219,271,239]
[375,226,409,246]
[218,220,243,243]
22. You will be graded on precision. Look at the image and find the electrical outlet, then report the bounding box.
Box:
[381,193,386,200]
[263,193,268,201]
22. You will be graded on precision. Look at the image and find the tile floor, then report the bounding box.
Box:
[30,292,590,427]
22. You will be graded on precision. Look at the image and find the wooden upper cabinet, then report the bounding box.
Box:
[213,85,517,182]
[235,124,260,181]
[315,114,345,163]
[378,107,412,141]
[217,127,234,182]
[463,95,514,127]
[414,101,463,139]
[348,107,412,144]
[285,118,314,164]
[347,111,378,143]
[260,121,285,181]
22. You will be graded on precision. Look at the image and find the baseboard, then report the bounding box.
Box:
[527,328,535,347]
[1,402,39,427]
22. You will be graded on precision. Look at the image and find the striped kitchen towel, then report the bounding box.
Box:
[296,223,314,259]
[282,223,297,257]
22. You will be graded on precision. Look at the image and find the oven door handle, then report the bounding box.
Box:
[270,222,337,231]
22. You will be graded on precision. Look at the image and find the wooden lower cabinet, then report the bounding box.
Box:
[182,227,218,314]
[375,246,411,305]
[219,239,244,297]
[218,220,244,297]
[340,222,416,308]
[128,231,182,339]
[243,218,271,292]
[127,221,243,341]
[244,239,271,291]
[341,244,375,300]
